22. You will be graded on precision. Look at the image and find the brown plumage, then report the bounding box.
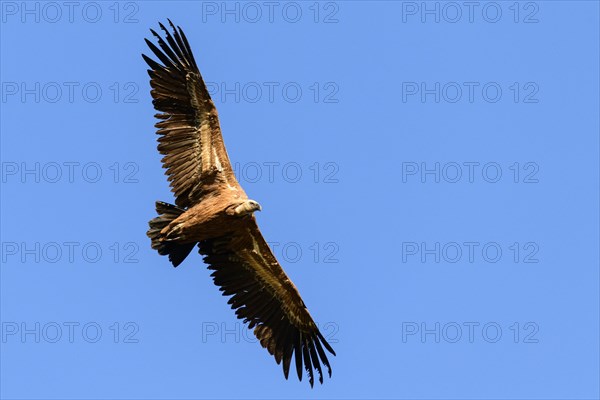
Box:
[143,20,335,387]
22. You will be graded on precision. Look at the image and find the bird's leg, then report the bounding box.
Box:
[161,222,187,241]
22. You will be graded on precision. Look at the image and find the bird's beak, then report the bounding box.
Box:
[258,205,262,211]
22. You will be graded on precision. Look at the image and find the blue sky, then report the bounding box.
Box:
[1,1,598,399]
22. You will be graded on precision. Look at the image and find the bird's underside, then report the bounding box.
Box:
[143,20,335,387]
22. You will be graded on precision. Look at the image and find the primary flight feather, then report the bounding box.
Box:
[143,20,335,387]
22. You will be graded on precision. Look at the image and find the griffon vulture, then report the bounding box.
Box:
[143,20,335,387]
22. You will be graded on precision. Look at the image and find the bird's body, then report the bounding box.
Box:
[143,20,335,387]
[161,193,249,242]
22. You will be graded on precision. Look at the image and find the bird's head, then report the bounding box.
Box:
[246,199,262,213]
[232,199,262,216]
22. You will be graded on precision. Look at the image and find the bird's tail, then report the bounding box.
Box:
[147,201,196,267]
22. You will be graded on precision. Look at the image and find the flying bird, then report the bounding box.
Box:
[143,20,336,387]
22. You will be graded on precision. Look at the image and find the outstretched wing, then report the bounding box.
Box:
[199,217,336,387]
[143,20,241,208]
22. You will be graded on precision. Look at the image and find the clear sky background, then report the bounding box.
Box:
[1,1,598,399]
